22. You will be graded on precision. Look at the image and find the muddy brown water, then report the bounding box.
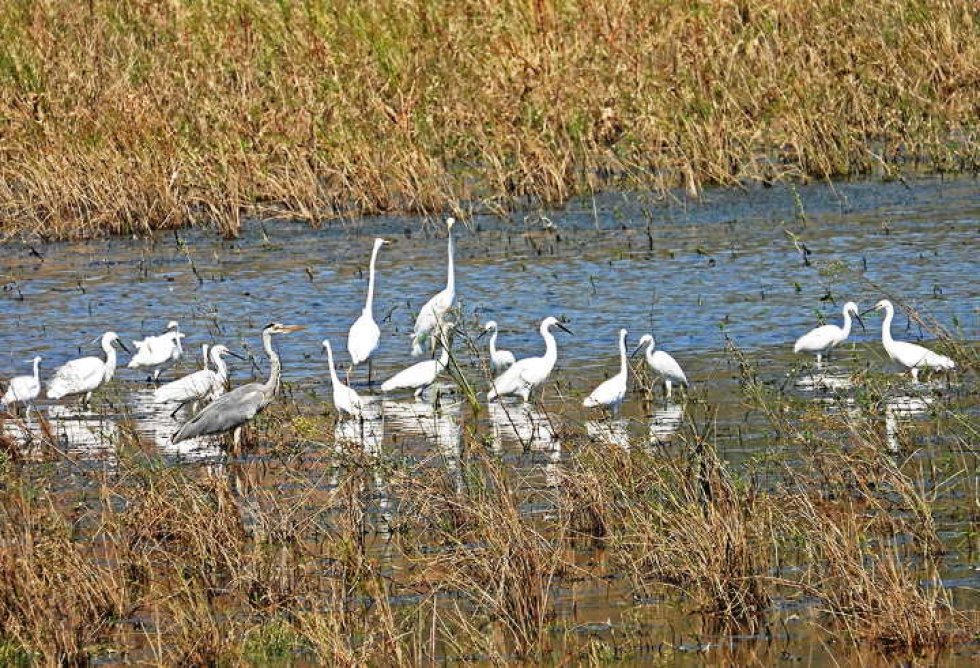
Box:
[0,176,978,663]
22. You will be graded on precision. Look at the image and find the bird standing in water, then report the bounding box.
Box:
[411,218,455,356]
[348,237,390,383]
[871,299,955,382]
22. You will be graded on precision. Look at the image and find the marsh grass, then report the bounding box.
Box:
[0,323,976,662]
[1,0,978,239]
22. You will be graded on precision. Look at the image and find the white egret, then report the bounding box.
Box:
[794,301,862,367]
[348,237,390,381]
[481,320,516,372]
[172,323,304,449]
[47,332,130,403]
[324,339,363,417]
[584,328,629,413]
[154,344,238,410]
[128,320,185,381]
[381,345,451,397]
[634,334,688,399]
[487,316,572,402]
[872,299,955,382]
[411,218,455,356]
[1,356,42,415]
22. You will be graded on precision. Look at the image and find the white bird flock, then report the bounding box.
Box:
[1,216,959,451]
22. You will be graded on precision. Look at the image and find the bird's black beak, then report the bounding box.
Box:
[855,314,866,332]
[555,322,573,335]
[226,350,247,361]
[476,329,489,340]
[859,306,876,317]
[630,345,644,359]
[117,340,132,354]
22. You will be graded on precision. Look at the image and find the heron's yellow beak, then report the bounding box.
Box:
[279,324,305,334]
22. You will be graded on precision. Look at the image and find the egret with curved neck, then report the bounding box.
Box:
[348,238,390,382]
[873,299,955,382]
[411,218,455,356]
[172,323,303,450]
[325,339,363,417]
[482,320,516,372]
[47,332,129,403]
[584,328,629,414]
[487,316,572,402]
[793,301,862,367]
[634,334,688,400]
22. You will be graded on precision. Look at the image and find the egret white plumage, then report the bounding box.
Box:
[348,237,390,381]
[794,301,863,367]
[381,345,451,397]
[47,332,130,403]
[1,356,42,414]
[172,323,303,449]
[482,320,516,372]
[487,316,571,402]
[634,334,688,399]
[872,299,955,382]
[324,339,363,417]
[154,344,236,409]
[411,218,455,356]
[584,328,629,413]
[128,320,185,381]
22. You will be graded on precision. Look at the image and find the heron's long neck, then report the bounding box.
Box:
[446,231,455,293]
[840,311,853,339]
[881,306,895,346]
[202,344,210,371]
[618,333,628,377]
[489,329,499,356]
[365,243,381,314]
[326,343,341,389]
[645,340,656,366]
[211,351,229,380]
[263,331,282,394]
[32,358,40,383]
[541,325,558,365]
[102,339,117,382]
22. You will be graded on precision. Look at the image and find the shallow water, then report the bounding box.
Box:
[1,176,978,662]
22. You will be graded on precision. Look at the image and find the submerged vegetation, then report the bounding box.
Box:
[0,0,978,239]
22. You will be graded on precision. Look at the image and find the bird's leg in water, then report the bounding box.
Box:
[83,392,92,406]
[665,380,673,400]
[816,353,823,369]
[911,368,920,383]
[368,358,373,386]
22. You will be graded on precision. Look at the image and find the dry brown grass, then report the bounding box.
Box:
[1,0,978,239]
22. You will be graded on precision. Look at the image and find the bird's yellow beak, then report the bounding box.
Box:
[279,325,305,334]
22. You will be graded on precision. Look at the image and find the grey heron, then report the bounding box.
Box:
[171,323,304,450]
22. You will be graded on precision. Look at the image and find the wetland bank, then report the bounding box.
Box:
[0,177,978,664]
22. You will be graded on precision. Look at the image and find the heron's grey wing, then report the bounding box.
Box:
[172,383,265,442]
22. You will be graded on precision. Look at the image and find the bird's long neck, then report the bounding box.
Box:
[840,310,853,339]
[881,305,895,346]
[645,340,656,366]
[446,230,455,293]
[102,338,117,382]
[262,331,282,395]
[541,324,558,364]
[202,344,210,371]
[31,358,40,383]
[211,350,229,380]
[618,333,628,377]
[489,329,499,356]
[326,342,341,389]
[365,243,381,314]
